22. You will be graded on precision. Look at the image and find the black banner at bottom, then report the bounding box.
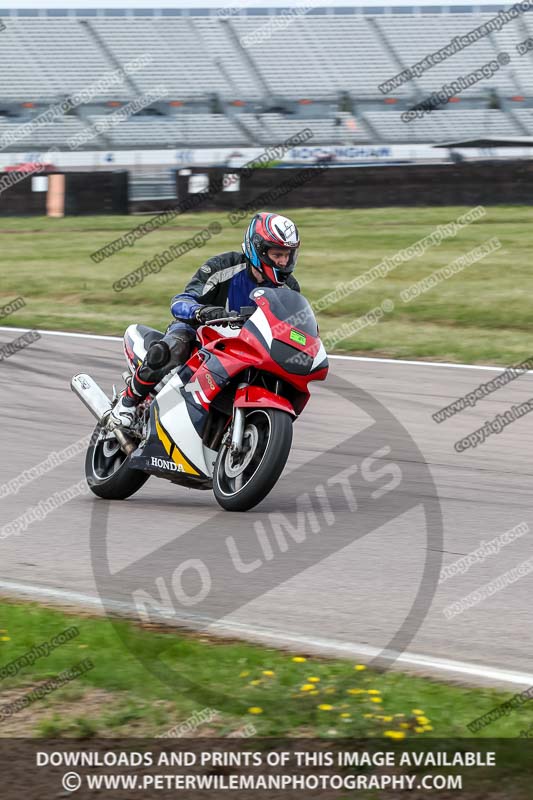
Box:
[0,738,531,799]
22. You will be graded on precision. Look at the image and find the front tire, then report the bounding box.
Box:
[213,408,293,512]
[85,425,149,500]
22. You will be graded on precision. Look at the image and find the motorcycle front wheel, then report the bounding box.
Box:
[213,408,293,512]
[85,425,149,500]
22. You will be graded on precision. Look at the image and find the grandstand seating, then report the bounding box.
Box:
[1,8,533,149]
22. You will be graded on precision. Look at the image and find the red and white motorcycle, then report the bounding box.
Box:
[71,286,328,511]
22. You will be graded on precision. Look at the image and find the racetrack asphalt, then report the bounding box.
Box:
[1,327,532,689]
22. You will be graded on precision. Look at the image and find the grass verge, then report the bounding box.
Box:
[1,207,532,364]
[1,600,532,739]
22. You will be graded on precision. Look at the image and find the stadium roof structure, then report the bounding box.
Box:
[435,137,533,147]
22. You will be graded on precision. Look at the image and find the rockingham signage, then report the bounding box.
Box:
[1,143,530,173]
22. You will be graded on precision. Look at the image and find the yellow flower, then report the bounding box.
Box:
[307,676,320,683]
[416,716,430,725]
[300,684,315,692]
[262,670,275,677]
[370,697,382,703]
[240,671,250,678]
[367,689,381,695]
[0,636,10,642]
[310,690,319,696]
[249,680,261,686]
[248,707,263,715]
[412,709,424,715]
[292,656,306,663]
[318,704,333,711]
[423,725,433,732]
[415,726,425,733]
[381,716,393,722]
[363,713,374,719]
[354,664,366,671]
[400,723,410,729]
[347,688,363,695]
[385,730,406,740]
[340,712,351,718]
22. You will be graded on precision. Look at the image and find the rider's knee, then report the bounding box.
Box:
[145,340,171,369]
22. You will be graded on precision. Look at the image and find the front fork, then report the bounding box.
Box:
[230,382,248,456]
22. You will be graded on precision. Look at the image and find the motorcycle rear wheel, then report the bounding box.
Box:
[213,408,293,512]
[85,425,149,500]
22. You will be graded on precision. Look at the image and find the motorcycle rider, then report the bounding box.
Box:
[106,212,301,430]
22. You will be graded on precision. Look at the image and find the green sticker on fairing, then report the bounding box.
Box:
[290,330,306,346]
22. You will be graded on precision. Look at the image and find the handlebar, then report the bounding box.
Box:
[204,307,255,328]
[204,315,245,328]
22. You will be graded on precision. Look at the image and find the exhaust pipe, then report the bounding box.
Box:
[71,373,135,455]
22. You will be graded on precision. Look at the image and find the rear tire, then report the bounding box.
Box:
[213,408,293,512]
[85,425,149,500]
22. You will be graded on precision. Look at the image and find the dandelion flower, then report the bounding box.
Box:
[354,664,366,671]
[400,723,410,729]
[412,709,424,715]
[367,689,381,695]
[415,727,425,733]
[347,688,363,695]
[248,707,263,715]
[340,712,351,718]
[385,730,406,740]
[240,671,250,678]
[300,684,315,692]
[292,657,306,663]
[262,670,275,677]
[0,636,10,642]
[370,697,382,704]
[382,716,393,722]
[416,716,430,725]
[310,690,320,696]
[307,676,320,683]
[423,725,433,732]
[249,680,261,686]
[318,704,333,711]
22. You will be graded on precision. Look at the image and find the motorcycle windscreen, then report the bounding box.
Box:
[246,286,319,375]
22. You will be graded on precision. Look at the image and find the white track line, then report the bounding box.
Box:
[0,578,531,688]
[0,325,521,373]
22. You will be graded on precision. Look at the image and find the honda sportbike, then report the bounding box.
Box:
[71,286,328,511]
